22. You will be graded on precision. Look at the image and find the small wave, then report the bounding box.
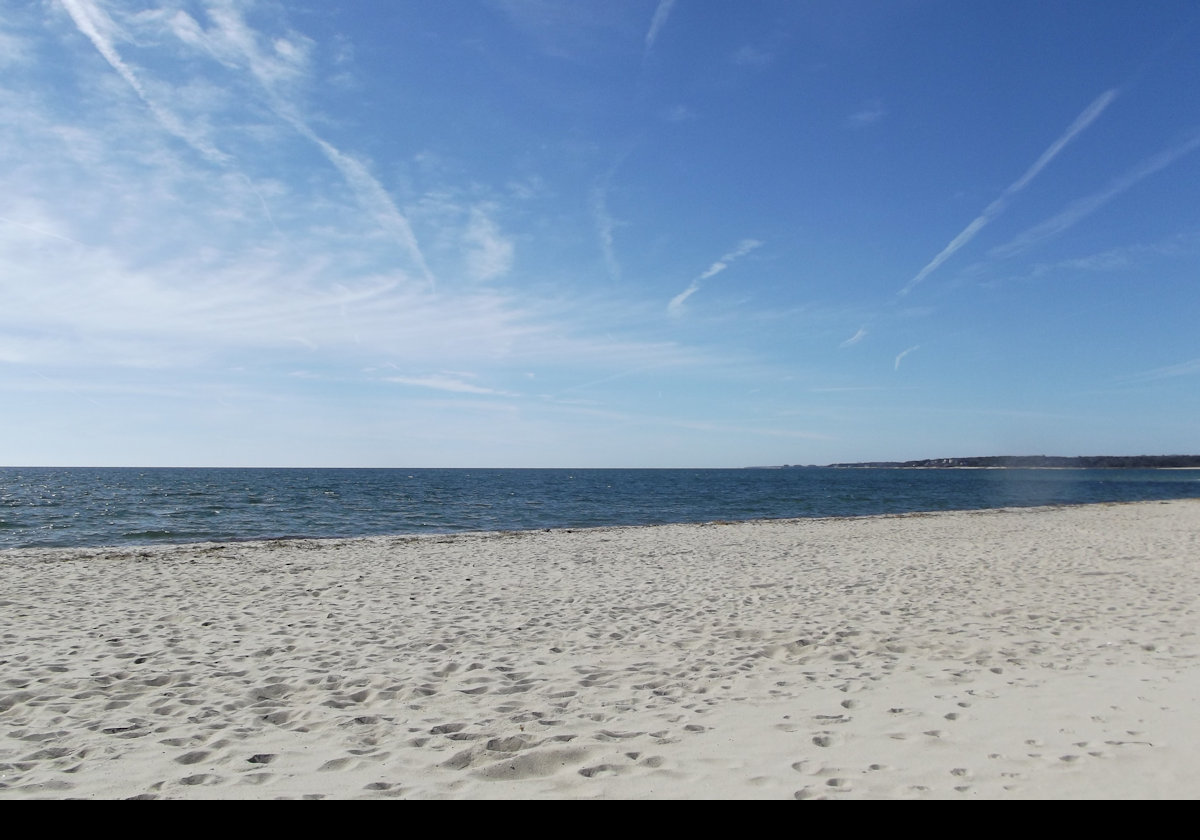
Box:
[165,508,221,518]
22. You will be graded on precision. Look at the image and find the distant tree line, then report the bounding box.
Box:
[821,455,1200,469]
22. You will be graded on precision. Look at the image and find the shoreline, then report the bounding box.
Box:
[7,495,1198,555]
[821,465,1200,470]
[3,499,1199,799]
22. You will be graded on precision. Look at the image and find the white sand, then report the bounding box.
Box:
[2,499,1198,799]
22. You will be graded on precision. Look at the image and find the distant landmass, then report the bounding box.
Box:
[809,455,1200,469]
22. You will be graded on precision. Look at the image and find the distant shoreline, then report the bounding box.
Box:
[769,455,1200,470]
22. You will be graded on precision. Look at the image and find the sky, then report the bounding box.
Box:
[2,1,1199,468]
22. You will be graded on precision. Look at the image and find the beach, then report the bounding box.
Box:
[2,499,1198,799]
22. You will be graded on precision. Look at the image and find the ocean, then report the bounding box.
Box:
[2,466,1198,550]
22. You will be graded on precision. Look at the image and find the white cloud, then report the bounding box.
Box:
[0,81,715,382]
[195,4,313,92]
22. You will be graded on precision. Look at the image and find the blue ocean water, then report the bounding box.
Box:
[1,466,1198,550]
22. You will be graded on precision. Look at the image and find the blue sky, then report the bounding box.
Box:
[2,1,1198,467]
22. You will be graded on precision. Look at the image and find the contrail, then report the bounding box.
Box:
[668,239,762,316]
[0,216,86,247]
[186,3,434,286]
[991,128,1200,258]
[306,133,434,287]
[900,89,1118,295]
[839,327,867,348]
[65,0,431,283]
[894,345,919,370]
[60,0,229,165]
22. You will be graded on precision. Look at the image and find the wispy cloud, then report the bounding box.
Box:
[383,373,515,396]
[894,345,919,370]
[808,385,907,393]
[668,239,763,316]
[900,89,1118,295]
[731,44,773,67]
[463,206,514,281]
[1062,230,1200,268]
[591,152,634,283]
[961,227,1200,289]
[663,104,694,123]
[847,99,886,128]
[990,128,1200,259]
[59,1,434,287]
[590,182,620,282]
[1122,357,1200,383]
[644,0,676,53]
[0,20,33,67]
[839,327,868,347]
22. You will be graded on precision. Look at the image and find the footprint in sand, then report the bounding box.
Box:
[430,722,467,734]
[179,773,222,786]
[486,735,532,752]
[579,764,622,778]
[319,757,354,771]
